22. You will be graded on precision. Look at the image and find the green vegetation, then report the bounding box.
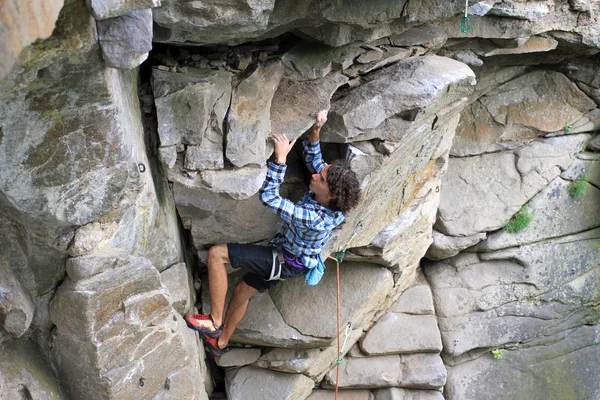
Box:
[564,124,573,133]
[504,206,533,233]
[491,349,503,360]
[569,177,588,198]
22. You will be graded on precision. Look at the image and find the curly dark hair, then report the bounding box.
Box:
[326,161,361,213]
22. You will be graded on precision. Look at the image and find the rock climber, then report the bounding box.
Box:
[184,110,361,356]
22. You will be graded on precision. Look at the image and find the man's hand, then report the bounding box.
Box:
[309,109,328,142]
[272,133,296,165]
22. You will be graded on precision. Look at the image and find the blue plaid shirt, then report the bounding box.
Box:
[259,140,345,269]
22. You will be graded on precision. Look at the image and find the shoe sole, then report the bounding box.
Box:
[185,318,222,339]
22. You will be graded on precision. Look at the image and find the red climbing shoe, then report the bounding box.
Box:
[184,313,222,339]
[204,335,229,357]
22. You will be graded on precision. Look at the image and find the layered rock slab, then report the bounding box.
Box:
[437,134,591,236]
[51,253,207,399]
[226,366,314,400]
[425,229,600,357]
[445,325,600,400]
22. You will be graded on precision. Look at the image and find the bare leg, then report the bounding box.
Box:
[218,280,258,349]
[206,244,230,327]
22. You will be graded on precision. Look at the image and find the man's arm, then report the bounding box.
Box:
[259,133,320,228]
[304,110,328,173]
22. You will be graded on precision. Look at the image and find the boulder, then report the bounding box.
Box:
[323,354,446,390]
[216,348,261,367]
[373,388,444,400]
[308,390,374,399]
[437,134,591,237]
[153,68,232,148]
[479,71,595,136]
[445,325,600,400]
[270,73,349,139]
[478,176,600,251]
[202,272,330,348]
[360,313,442,355]
[87,0,160,20]
[425,230,487,260]
[50,253,206,399]
[225,366,314,400]
[97,8,153,69]
[226,61,284,167]
[281,42,364,81]
[483,35,557,56]
[321,56,476,143]
[160,262,192,314]
[269,261,393,339]
[0,2,142,227]
[0,339,65,399]
[425,229,600,357]
[0,268,35,338]
[389,24,447,49]
[343,47,412,78]
[389,279,435,315]
[200,165,267,200]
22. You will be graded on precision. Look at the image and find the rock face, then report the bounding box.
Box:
[51,252,207,400]
[2,0,600,399]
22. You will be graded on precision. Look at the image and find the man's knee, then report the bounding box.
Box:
[208,244,229,264]
[232,280,258,301]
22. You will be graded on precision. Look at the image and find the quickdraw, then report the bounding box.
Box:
[461,0,472,34]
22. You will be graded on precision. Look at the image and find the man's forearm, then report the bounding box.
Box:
[308,125,321,143]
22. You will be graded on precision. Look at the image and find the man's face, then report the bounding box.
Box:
[309,165,332,199]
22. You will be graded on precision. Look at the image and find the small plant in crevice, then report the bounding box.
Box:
[564,123,573,133]
[504,206,533,233]
[569,177,588,198]
[491,349,503,360]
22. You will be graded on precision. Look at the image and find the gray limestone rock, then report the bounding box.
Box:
[270,73,349,140]
[216,348,261,367]
[159,145,178,169]
[255,348,322,374]
[0,339,65,399]
[226,366,314,400]
[562,153,600,188]
[323,353,446,390]
[65,248,130,281]
[437,134,591,237]
[185,141,224,171]
[445,326,600,400]
[269,262,393,339]
[226,61,284,167]
[478,176,600,251]
[479,71,595,136]
[97,9,153,69]
[51,253,206,399]
[308,390,374,399]
[0,268,34,338]
[360,314,443,355]
[483,36,557,56]
[373,388,444,400]
[389,280,435,315]
[323,355,401,389]
[201,165,266,200]
[153,69,232,147]
[389,24,447,49]
[343,47,412,78]
[321,56,475,143]
[425,230,487,260]
[281,42,364,81]
[202,272,330,348]
[160,262,192,314]
[425,229,600,357]
[87,0,161,20]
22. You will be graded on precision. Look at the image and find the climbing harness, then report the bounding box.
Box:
[461,0,472,34]
[326,221,362,400]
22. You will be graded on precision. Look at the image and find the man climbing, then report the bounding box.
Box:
[184,110,361,356]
